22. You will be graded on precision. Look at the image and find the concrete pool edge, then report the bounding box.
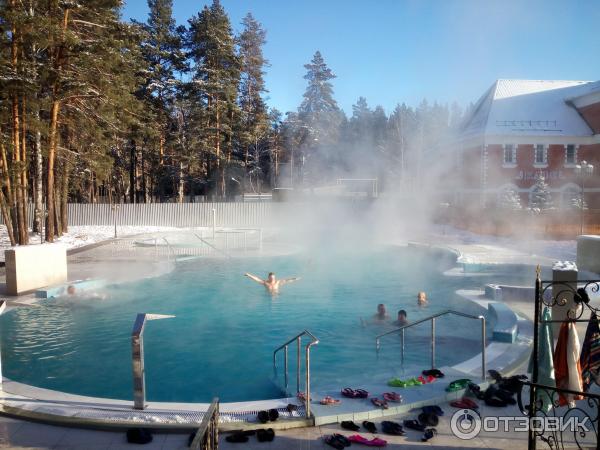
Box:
[0,240,534,431]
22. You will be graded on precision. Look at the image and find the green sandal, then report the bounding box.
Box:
[387,378,407,387]
[445,378,472,392]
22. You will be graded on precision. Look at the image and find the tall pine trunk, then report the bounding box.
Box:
[45,7,70,242]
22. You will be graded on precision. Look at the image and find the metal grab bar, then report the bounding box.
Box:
[375,310,487,380]
[192,233,231,258]
[273,330,319,418]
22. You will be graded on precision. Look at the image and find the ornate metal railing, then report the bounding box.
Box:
[516,381,600,450]
[190,398,219,450]
[526,268,600,450]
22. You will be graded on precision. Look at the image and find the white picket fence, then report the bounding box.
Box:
[5,203,276,228]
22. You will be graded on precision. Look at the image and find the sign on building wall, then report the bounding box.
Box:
[515,170,564,181]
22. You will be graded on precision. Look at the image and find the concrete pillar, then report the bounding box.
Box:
[552,261,578,335]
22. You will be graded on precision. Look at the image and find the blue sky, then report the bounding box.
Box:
[122,0,600,116]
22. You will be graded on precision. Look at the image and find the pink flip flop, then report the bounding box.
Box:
[348,434,388,447]
[371,398,389,409]
[382,392,401,402]
[320,396,341,405]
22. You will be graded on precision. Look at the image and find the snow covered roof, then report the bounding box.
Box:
[461,79,600,138]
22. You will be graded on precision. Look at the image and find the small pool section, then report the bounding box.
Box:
[0,246,524,403]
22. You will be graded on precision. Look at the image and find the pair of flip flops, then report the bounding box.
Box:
[383,392,402,402]
[325,433,351,449]
[403,419,426,432]
[381,421,404,435]
[224,430,256,443]
[348,435,387,447]
[387,377,423,387]
[341,420,360,431]
[363,421,377,433]
[341,388,369,398]
[257,429,275,442]
[320,396,341,405]
[418,412,439,427]
[450,397,479,409]
[422,405,444,416]
[371,398,389,409]
[422,368,445,378]
[257,408,279,423]
[445,378,472,392]
[418,374,437,384]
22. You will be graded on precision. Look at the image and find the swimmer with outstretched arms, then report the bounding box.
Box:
[244,272,301,294]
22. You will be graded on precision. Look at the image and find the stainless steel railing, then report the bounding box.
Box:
[375,310,487,380]
[273,330,319,418]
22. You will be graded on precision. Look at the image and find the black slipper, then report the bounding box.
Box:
[341,420,360,431]
[423,368,445,378]
[268,408,280,421]
[381,421,405,435]
[325,435,344,450]
[363,421,377,433]
[403,419,426,431]
[257,410,269,423]
[422,428,437,442]
[332,434,351,447]
[484,396,508,407]
[257,428,275,442]
[418,412,439,427]
[422,405,444,416]
[226,433,249,443]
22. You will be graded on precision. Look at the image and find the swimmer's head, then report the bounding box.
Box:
[417,291,427,304]
[398,309,407,321]
[377,303,386,315]
[67,285,76,296]
[267,272,276,282]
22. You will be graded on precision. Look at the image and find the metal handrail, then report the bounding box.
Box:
[273,330,319,418]
[375,309,487,380]
[192,233,231,258]
[162,237,176,261]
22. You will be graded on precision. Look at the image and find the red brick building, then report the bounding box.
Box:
[454,79,600,209]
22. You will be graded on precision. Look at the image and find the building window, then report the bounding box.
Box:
[534,144,547,166]
[503,144,516,166]
[565,144,577,166]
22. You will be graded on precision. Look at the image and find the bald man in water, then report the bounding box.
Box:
[244,272,301,294]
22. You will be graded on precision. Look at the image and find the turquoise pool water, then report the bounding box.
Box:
[0,246,524,402]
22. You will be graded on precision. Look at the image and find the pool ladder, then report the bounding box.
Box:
[273,330,319,418]
[375,310,487,380]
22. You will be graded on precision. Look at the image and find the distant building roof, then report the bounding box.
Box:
[461,79,600,138]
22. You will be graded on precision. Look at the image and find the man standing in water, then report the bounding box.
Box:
[244,272,301,294]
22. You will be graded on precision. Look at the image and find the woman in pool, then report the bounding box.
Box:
[244,272,301,294]
[417,291,428,307]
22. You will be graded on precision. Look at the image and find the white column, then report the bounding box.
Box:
[552,261,578,335]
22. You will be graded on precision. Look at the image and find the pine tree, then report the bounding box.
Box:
[135,0,186,202]
[187,0,240,198]
[498,188,522,210]
[297,51,341,185]
[530,172,554,212]
[238,12,269,179]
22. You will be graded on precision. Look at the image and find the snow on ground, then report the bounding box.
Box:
[0,223,579,264]
[429,224,577,262]
[0,226,181,262]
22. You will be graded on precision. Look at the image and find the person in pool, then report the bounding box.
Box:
[417,291,428,307]
[244,272,301,294]
[373,303,390,321]
[395,309,408,326]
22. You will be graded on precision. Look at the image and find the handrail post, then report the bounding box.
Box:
[284,345,289,390]
[481,317,486,380]
[401,328,405,365]
[306,343,313,418]
[431,318,436,369]
[296,336,301,394]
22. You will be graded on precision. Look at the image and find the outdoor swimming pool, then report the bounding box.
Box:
[0,246,527,403]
